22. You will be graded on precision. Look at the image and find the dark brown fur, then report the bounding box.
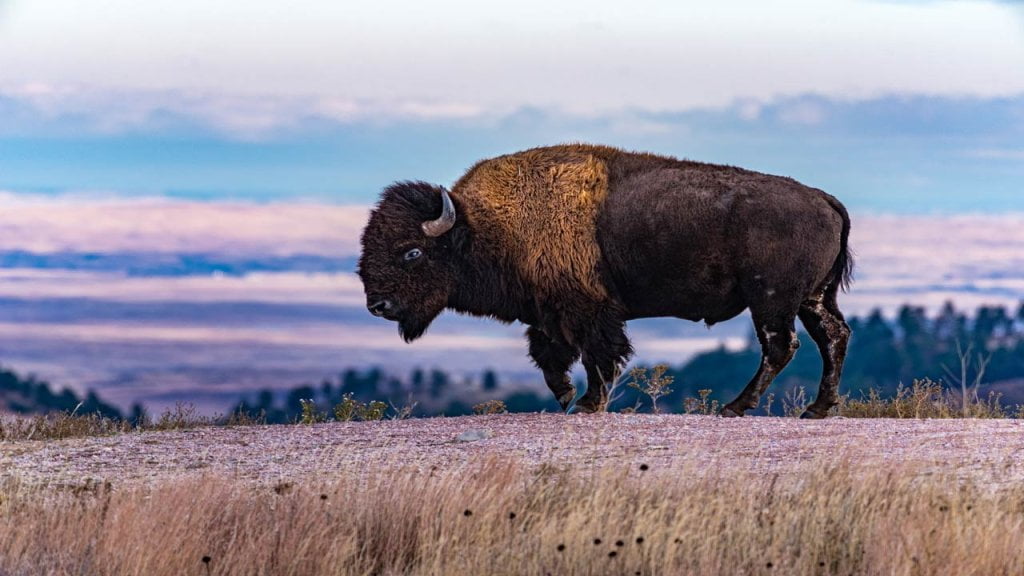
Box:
[358,144,852,416]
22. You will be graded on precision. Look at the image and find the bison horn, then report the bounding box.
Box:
[421,188,456,237]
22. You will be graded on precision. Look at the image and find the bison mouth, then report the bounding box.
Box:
[365,296,444,343]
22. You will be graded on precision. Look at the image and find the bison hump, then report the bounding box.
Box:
[457,148,610,301]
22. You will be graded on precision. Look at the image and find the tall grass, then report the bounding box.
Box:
[2,457,1023,575]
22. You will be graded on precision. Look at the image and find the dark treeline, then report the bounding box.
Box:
[231,367,562,423]
[5,301,1023,423]
[0,367,122,419]
[660,301,1024,413]
[239,301,1024,421]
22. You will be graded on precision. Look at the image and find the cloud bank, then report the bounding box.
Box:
[0,193,368,255]
[1,1,1022,115]
[0,196,1020,316]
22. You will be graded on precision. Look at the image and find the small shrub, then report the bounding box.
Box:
[473,400,508,415]
[333,394,359,422]
[224,408,267,427]
[683,389,719,415]
[628,365,674,414]
[151,402,217,431]
[359,401,388,422]
[299,399,327,425]
[578,367,627,413]
[782,386,808,417]
[838,378,1012,419]
[389,399,418,420]
[332,394,387,422]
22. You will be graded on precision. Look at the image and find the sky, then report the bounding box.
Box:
[0,0,1022,212]
[0,1,1023,412]
[2,0,1023,112]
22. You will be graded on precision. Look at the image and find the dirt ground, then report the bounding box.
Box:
[3,413,1024,488]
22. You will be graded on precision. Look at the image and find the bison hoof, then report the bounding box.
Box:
[719,405,745,418]
[799,408,828,420]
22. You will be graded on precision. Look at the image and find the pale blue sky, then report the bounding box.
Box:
[0,1,1022,212]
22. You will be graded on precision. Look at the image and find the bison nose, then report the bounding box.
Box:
[367,299,393,317]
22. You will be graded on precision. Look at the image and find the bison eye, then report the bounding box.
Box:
[404,248,423,261]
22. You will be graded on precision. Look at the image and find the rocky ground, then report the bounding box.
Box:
[3,413,1024,488]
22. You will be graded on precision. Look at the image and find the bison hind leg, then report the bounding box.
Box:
[721,309,801,417]
[797,292,851,419]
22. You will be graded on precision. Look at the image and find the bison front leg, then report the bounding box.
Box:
[575,314,633,413]
[526,326,580,410]
[721,314,800,417]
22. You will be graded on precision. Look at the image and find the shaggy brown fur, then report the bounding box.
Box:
[453,147,612,302]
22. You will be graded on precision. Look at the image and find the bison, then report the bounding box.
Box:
[358,144,852,418]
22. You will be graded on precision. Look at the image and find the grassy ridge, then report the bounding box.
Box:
[1,456,1022,575]
[3,377,1019,443]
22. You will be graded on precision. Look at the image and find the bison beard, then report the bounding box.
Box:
[358,144,853,418]
[397,311,437,343]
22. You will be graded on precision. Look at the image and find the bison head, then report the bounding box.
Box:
[358,181,462,342]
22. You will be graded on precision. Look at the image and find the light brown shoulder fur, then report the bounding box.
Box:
[452,145,615,301]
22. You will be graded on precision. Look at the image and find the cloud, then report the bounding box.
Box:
[0,320,525,351]
[0,192,369,256]
[776,99,828,126]
[4,85,1023,148]
[0,197,1021,318]
[2,0,1023,117]
[0,84,489,139]
[0,269,365,305]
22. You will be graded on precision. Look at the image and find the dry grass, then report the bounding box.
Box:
[0,403,259,442]
[836,378,1024,419]
[2,455,1024,576]
[0,411,133,442]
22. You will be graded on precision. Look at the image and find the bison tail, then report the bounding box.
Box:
[825,194,854,295]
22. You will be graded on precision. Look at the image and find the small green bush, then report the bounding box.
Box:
[299,399,328,425]
[332,394,387,422]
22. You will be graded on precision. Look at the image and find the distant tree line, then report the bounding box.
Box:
[230,367,560,423]
[5,301,1024,422]
[239,301,1024,420]
[0,367,122,419]
[617,301,1024,412]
